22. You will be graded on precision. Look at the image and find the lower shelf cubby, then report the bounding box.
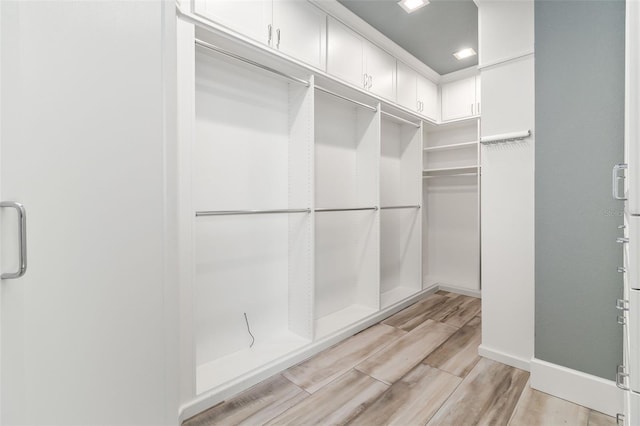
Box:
[314,210,380,338]
[194,213,313,394]
[380,208,423,308]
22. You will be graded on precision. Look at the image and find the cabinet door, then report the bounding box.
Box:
[194,0,272,45]
[396,62,418,111]
[630,289,640,392]
[417,75,438,121]
[327,17,364,88]
[441,76,477,121]
[272,0,326,69]
[475,74,482,116]
[1,2,173,423]
[364,41,396,101]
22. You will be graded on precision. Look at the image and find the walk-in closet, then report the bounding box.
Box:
[0,0,635,424]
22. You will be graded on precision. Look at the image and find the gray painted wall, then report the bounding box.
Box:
[535,0,625,380]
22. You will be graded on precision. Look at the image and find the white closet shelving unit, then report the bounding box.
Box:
[379,113,423,307]
[423,118,481,293]
[191,44,315,394]
[176,2,475,418]
[314,89,380,338]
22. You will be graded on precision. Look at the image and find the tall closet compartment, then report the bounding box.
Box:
[379,113,423,307]
[313,89,380,337]
[423,118,481,293]
[191,41,315,395]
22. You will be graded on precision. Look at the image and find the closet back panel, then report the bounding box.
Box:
[314,211,379,320]
[380,210,422,293]
[194,51,310,210]
[195,215,290,363]
[424,176,480,289]
[314,90,378,208]
[380,119,421,206]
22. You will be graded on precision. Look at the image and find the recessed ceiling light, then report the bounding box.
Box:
[398,0,429,14]
[453,48,477,60]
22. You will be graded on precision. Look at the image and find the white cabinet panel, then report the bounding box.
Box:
[272,0,326,69]
[631,391,640,426]
[630,289,640,392]
[631,217,640,290]
[475,75,482,116]
[194,0,272,44]
[1,2,173,423]
[327,17,364,88]
[364,41,396,101]
[417,75,438,121]
[441,76,477,121]
[396,62,417,111]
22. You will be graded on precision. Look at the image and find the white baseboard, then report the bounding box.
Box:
[478,344,531,371]
[437,284,481,298]
[530,358,623,417]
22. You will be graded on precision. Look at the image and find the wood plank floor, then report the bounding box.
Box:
[184,291,616,426]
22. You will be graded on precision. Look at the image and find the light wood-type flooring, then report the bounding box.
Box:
[184,291,616,426]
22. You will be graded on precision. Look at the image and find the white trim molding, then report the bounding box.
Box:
[478,344,531,371]
[530,358,623,417]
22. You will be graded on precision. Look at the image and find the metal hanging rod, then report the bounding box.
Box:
[423,172,478,178]
[380,205,421,210]
[480,130,531,145]
[315,86,377,112]
[195,39,310,87]
[315,206,379,213]
[196,208,311,217]
[380,111,421,128]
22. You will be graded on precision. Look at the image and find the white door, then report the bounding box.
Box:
[475,75,482,116]
[629,289,640,392]
[194,0,272,45]
[627,0,640,214]
[396,62,417,111]
[364,41,396,101]
[272,0,326,69]
[1,2,176,424]
[417,75,438,121]
[327,17,364,88]
[441,76,477,121]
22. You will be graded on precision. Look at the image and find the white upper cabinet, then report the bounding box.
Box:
[272,1,327,69]
[417,75,438,121]
[364,41,396,101]
[194,0,272,44]
[441,75,479,121]
[194,0,327,70]
[396,61,438,121]
[327,18,396,101]
[327,17,365,87]
[396,61,418,110]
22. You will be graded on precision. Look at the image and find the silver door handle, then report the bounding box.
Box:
[612,164,628,200]
[363,73,368,89]
[0,201,27,280]
[276,28,281,49]
[267,24,273,45]
[368,75,373,89]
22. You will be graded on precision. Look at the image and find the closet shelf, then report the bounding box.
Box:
[424,141,477,152]
[423,165,479,175]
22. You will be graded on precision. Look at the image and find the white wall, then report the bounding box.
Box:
[476,0,535,370]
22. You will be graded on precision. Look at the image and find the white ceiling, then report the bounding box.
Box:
[337,0,478,75]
